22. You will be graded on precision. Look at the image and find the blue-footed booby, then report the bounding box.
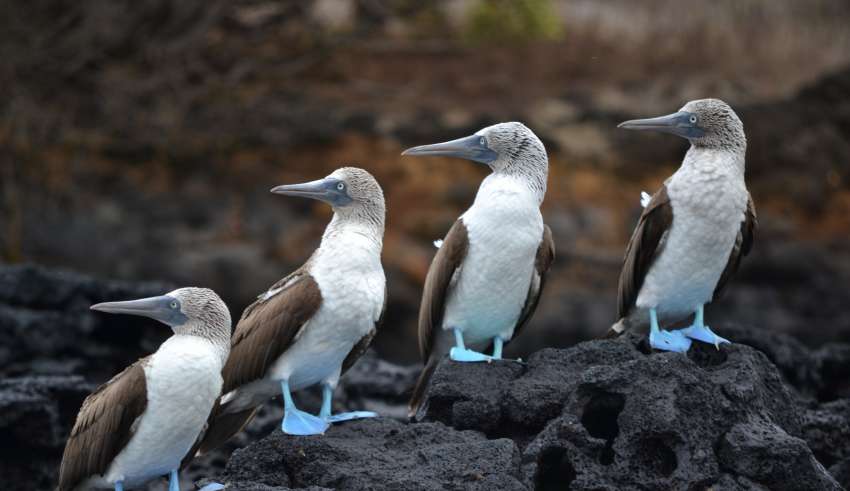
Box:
[609,98,757,352]
[196,167,386,446]
[403,122,555,416]
[58,288,231,491]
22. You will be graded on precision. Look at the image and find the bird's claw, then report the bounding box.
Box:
[680,324,730,349]
[324,411,378,424]
[649,329,692,353]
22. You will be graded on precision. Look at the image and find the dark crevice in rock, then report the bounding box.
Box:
[688,343,729,368]
[580,391,625,466]
[534,446,576,491]
[635,436,678,477]
[636,338,653,355]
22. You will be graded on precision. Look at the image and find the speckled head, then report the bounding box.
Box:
[402,121,548,196]
[619,98,745,152]
[90,287,231,345]
[272,166,385,231]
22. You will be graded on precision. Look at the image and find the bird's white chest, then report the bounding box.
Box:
[637,154,748,316]
[271,233,385,390]
[104,336,222,487]
[444,182,543,345]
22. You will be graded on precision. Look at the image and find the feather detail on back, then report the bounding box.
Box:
[222,269,322,394]
[713,193,757,301]
[617,186,674,321]
[58,359,149,491]
[511,224,555,341]
[417,219,470,362]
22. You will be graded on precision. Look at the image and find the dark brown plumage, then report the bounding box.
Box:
[713,194,757,301]
[609,187,757,338]
[195,267,321,454]
[408,221,555,417]
[616,186,674,321]
[196,270,386,454]
[58,359,149,491]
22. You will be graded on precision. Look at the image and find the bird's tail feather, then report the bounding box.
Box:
[604,318,628,339]
[408,357,439,420]
[196,404,259,456]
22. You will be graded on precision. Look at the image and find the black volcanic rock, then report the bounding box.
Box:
[204,330,847,490]
[0,264,174,381]
[417,333,839,490]
[220,419,525,491]
[3,265,850,490]
[0,376,93,491]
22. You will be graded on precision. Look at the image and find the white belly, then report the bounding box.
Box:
[96,336,223,488]
[270,234,385,391]
[443,196,543,348]
[636,166,747,319]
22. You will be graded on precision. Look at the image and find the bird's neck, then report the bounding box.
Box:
[167,323,231,366]
[320,212,384,253]
[491,159,548,205]
[683,144,746,177]
[478,172,546,207]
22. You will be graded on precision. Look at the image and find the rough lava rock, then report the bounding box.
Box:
[4,265,850,490]
[418,333,839,490]
[206,328,850,490]
[0,264,174,380]
[0,376,93,491]
[220,419,525,491]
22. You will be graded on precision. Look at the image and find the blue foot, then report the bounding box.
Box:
[449,346,492,362]
[649,329,692,353]
[680,324,730,348]
[168,470,179,491]
[325,410,379,424]
[114,482,124,491]
[198,484,225,491]
[282,407,329,436]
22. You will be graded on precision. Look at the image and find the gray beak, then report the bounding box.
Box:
[402,134,497,164]
[271,177,352,207]
[91,295,187,327]
[271,178,331,200]
[618,111,704,139]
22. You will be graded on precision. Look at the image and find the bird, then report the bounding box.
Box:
[608,98,757,352]
[403,122,555,417]
[58,288,231,491]
[196,166,386,449]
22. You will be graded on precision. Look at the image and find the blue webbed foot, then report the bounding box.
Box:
[198,484,225,491]
[282,407,329,436]
[680,324,730,348]
[168,469,179,491]
[649,329,692,353]
[449,347,492,362]
[325,410,379,424]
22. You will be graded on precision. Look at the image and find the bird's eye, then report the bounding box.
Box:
[337,182,345,191]
[170,301,178,309]
[479,137,486,146]
[689,115,698,124]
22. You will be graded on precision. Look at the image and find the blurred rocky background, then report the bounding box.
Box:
[2,1,850,488]
[3,0,850,361]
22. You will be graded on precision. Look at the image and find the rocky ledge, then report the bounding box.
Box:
[2,264,850,490]
[208,328,850,491]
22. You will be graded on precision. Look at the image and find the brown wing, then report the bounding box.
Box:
[222,269,322,393]
[341,284,385,374]
[418,219,469,361]
[58,359,149,491]
[512,224,556,340]
[713,193,757,301]
[617,186,674,319]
